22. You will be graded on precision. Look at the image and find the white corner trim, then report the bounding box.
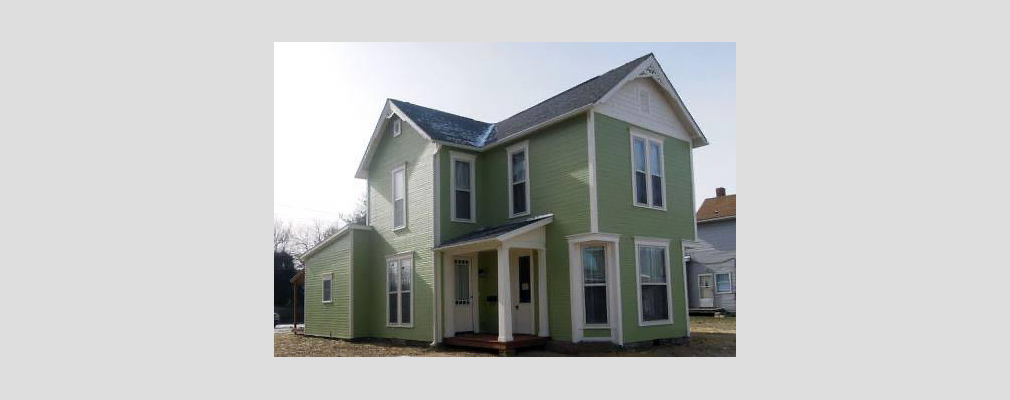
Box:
[449,151,476,223]
[506,140,531,218]
[587,110,599,233]
[689,147,699,240]
[633,239,674,327]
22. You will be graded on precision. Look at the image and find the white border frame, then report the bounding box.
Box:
[715,271,734,294]
[391,163,407,231]
[506,140,531,218]
[629,128,667,211]
[449,151,476,223]
[385,252,415,328]
[321,272,333,304]
[634,237,674,327]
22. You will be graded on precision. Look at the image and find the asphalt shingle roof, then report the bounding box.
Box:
[437,214,553,248]
[389,53,653,149]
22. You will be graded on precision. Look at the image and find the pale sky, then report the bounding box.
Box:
[274,43,736,227]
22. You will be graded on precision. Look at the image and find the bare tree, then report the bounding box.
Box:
[339,193,368,226]
[292,219,342,255]
[274,219,294,254]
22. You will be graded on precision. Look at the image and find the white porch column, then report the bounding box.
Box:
[537,248,549,337]
[497,243,514,342]
[443,251,454,338]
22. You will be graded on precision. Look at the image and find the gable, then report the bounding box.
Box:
[595,77,692,143]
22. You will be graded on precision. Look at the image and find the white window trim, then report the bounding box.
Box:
[715,272,734,294]
[392,118,402,137]
[449,151,476,223]
[634,238,674,326]
[385,253,414,328]
[506,140,531,218]
[391,163,407,231]
[566,232,623,344]
[321,272,333,304]
[629,128,667,211]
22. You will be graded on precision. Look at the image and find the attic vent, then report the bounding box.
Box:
[393,119,401,137]
[639,88,650,114]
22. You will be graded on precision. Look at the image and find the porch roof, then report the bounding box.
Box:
[434,214,553,251]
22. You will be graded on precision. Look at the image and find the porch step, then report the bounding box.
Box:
[445,333,548,353]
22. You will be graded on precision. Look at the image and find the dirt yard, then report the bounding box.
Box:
[274,316,735,357]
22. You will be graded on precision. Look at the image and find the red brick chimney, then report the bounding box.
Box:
[716,187,726,197]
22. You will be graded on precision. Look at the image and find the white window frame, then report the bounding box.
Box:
[392,118,401,137]
[385,252,414,328]
[391,163,407,231]
[449,151,476,223]
[581,243,610,328]
[321,272,333,304]
[629,129,667,211]
[715,272,734,294]
[634,237,674,326]
[506,140,531,218]
[566,233,623,344]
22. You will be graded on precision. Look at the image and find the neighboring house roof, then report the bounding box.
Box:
[435,214,553,250]
[696,188,736,222]
[355,53,708,178]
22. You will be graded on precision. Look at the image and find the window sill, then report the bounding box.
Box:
[322,301,333,304]
[509,211,531,219]
[716,291,734,295]
[450,218,475,224]
[638,319,673,327]
[632,203,667,211]
[583,324,611,330]
[392,225,407,232]
[386,324,414,328]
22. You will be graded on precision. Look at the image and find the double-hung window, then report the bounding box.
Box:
[321,273,333,303]
[507,141,530,218]
[386,254,413,326]
[631,130,665,209]
[391,164,406,230]
[716,272,734,294]
[582,244,608,325]
[450,152,475,222]
[636,239,672,325]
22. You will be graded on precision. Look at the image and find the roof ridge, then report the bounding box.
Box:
[494,53,653,125]
[388,98,493,125]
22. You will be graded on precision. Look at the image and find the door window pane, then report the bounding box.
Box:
[455,261,469,303]
[519,256,531,303]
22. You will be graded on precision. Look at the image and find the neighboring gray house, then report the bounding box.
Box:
[686,188,736,313]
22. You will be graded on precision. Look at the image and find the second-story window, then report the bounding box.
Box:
[631,129,665,209]
[392,164,406,230]
[450,152,475,223]
[507,141,530,218]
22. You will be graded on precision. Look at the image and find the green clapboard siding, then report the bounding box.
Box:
[303,231,354,339]
[474,114,590,341]
[362,115,435,342]
[583,328,611,338]
[594,112,694,343]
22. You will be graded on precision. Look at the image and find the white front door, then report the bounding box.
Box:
[511,252,534,335]
[698,274,715,308]
[453,258,474,332]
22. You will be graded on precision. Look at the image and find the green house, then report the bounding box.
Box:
[300,53,709,350]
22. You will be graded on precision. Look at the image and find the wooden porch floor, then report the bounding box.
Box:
[445,333,548,354]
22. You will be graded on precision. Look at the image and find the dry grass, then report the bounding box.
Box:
[274,316,734,357]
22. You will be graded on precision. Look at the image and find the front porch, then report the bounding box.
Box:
[435,214,553,353]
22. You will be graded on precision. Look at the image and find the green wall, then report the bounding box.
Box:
[360,115,436,342]
[303,231,354,339]
[594,112,694,342]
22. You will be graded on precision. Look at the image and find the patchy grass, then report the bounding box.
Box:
[274,316,734,357]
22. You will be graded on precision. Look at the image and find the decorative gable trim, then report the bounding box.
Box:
[597,55,709,148]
